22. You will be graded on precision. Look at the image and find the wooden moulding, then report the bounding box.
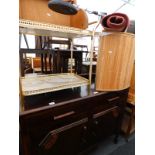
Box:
[96,32,135,91]
[127,63,135,104]
[19,0,88,29]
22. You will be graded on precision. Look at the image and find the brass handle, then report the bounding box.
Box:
[83,126,87,130]
[93,106,118,119]
[54,111,75,120]
[107,97,120,102]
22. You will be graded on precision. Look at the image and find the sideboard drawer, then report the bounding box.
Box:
[91,94,121,114]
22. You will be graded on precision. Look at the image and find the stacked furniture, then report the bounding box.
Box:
[20,81,129,155]
[19,19,130,155]
[19,1,135,154]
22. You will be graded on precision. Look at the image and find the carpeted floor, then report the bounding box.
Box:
[109,138,135,155]
[88,133,135,155]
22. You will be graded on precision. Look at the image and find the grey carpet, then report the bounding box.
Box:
[109,138,135,155]
[88,133,135,155]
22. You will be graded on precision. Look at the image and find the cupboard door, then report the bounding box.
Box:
[22,118,88,155]
[91,106,120,140]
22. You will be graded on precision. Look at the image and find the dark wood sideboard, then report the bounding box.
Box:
[20,81,129,155]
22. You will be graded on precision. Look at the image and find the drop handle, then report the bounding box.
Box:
[107,97,120,102]
[94,120,98,125]
[83,126,87,130]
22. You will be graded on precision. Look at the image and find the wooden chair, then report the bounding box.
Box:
[32,56,52,73]
[43,38,85,74]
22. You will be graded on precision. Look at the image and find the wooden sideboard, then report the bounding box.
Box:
[20,80,129,155]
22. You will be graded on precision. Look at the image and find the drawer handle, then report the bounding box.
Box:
[54,111,75,120]
[93,106,118,119]
[83,126,87,130]
[94,120,98,125]
[108,97,120,102]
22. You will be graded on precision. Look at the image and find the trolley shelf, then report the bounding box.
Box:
[20,73,89,96]
[19,19,93,38]
[19,19,95,96]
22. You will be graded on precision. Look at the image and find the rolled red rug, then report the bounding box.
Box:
[101,13,130,32]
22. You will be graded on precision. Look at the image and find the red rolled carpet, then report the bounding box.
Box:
[101,13,129,32]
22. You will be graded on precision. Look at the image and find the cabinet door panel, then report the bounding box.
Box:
[92,107,120,139]
[25,118,88,155]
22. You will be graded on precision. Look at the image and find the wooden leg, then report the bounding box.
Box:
[125,105,135,141]
[114,134,119,144]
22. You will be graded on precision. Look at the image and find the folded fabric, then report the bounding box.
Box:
[101,13,129,32]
